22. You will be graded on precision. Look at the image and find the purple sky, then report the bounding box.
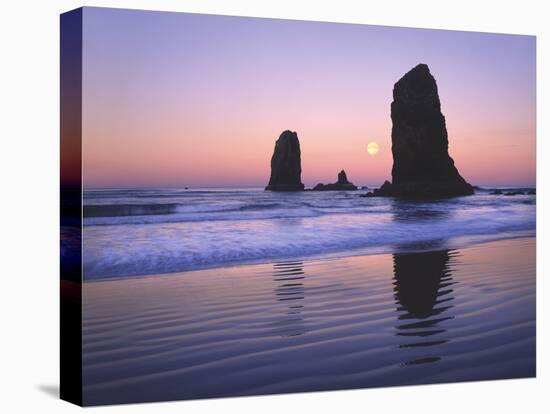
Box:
[81,7,536,188]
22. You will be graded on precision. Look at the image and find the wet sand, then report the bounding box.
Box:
[82,237,536,405]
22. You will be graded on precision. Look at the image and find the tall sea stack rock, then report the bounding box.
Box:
[372,64,473,198]
[265,130,305,191]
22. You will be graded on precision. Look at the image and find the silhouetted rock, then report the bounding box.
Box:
[362,180,392,197]
[313,169,358,191]
[337,170,350,185]
[489,188,534,196]
[265,130,305,191]
[371,64,474,198]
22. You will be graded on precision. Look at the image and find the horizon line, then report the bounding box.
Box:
[83,183,537,191]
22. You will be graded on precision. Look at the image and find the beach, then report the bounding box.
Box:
[82,235,536,405]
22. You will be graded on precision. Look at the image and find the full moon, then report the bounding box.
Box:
[367,142,379,156]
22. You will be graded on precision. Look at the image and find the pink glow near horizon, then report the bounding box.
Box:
[82,8,535,188]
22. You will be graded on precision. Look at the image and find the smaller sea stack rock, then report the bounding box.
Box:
[265,130,305,191]
[370,64,473,198]
[313,170,358,191]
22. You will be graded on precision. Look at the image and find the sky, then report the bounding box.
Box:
[80,7,536,188]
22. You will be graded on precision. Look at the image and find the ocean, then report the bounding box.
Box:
[81,187,536,280]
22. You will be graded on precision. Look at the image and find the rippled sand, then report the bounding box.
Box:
[82,237,535,405]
